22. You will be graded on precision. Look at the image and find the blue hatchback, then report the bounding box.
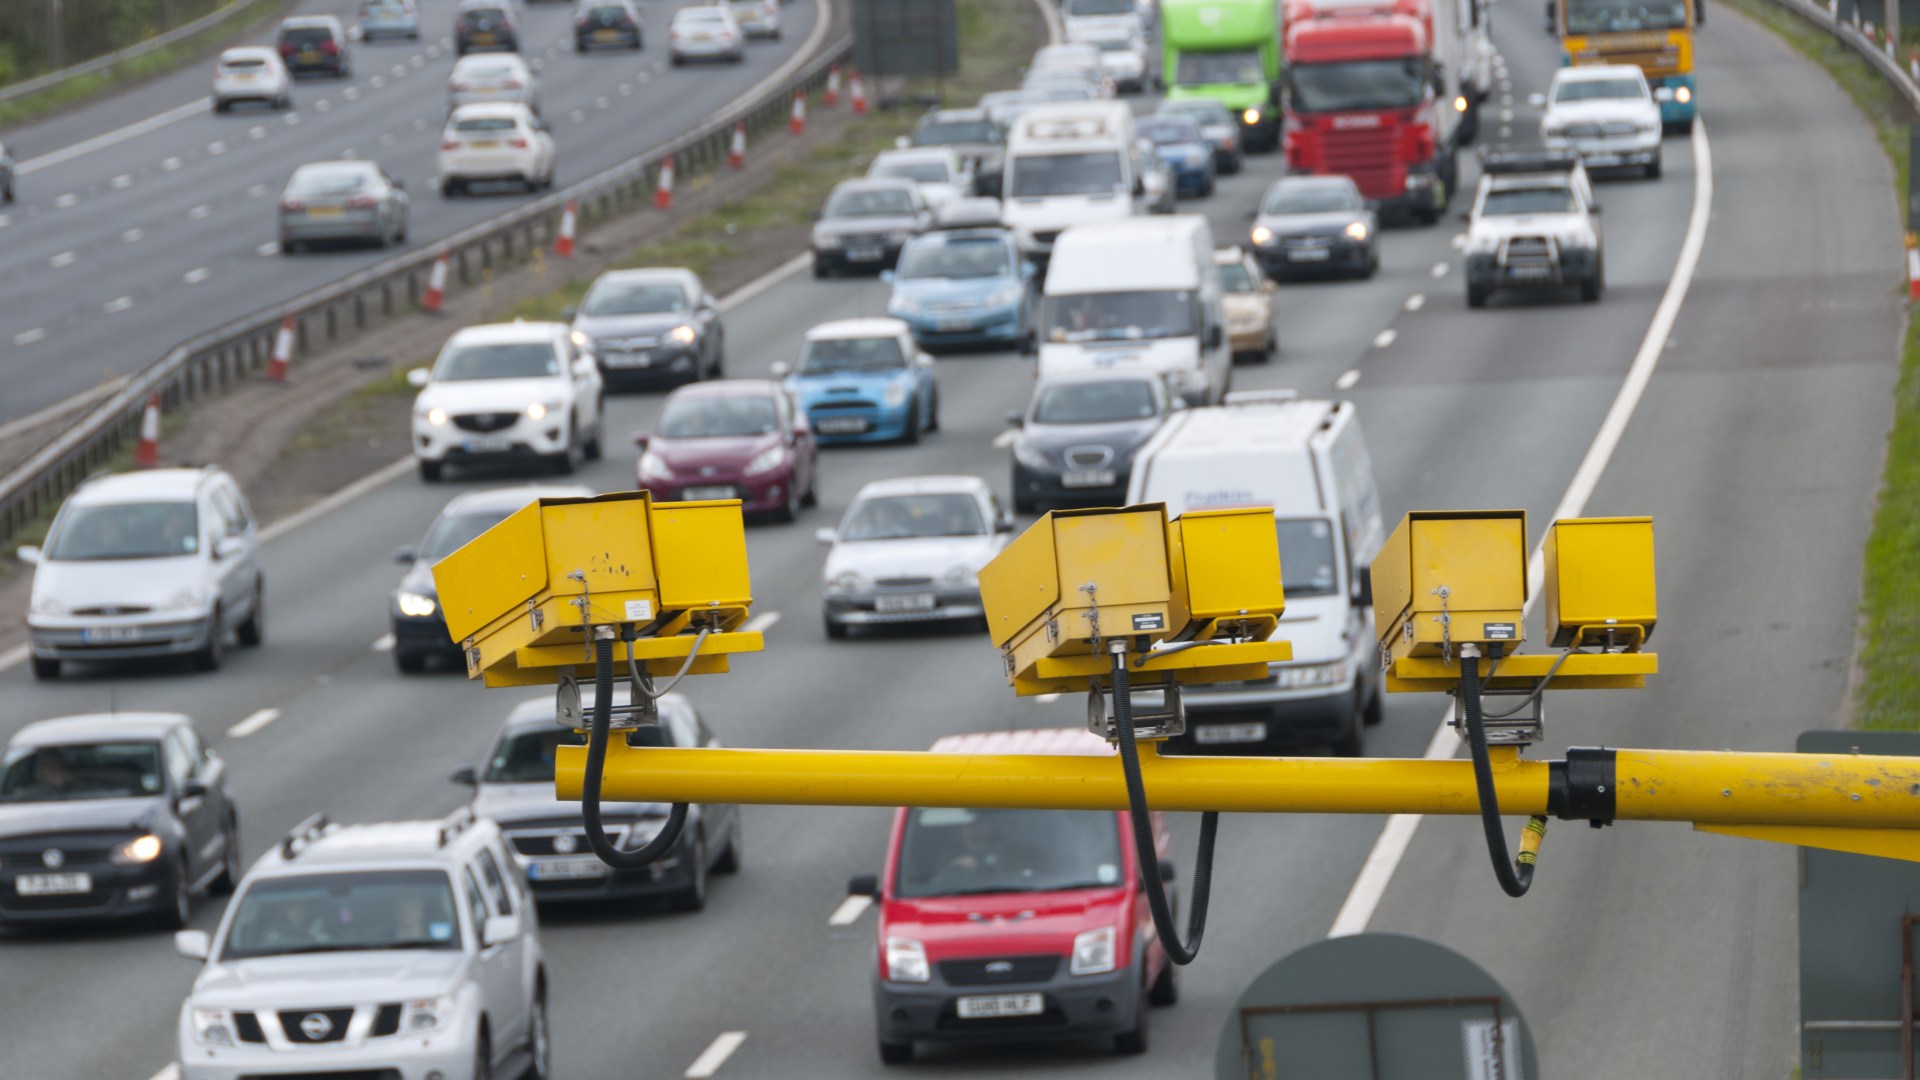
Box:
[884,228,1034,351]
[779,319,940,445]
[1136,116,1215,199]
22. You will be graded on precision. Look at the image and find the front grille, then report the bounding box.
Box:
[1064,446,1113,469]
[235,1012,267,1044]
[371,1003,403,1037]
[0,843,114,866]
[1500,236,1556,276]
[452,412,518,433]
[70,605,152,616]
[923,300,979,314]
[1316,128,1400,199]
[940,955,1061,985]
[841,232,890,248]
[277,1008,355,1045]
[510,831,592,856]
[1565,121,1640,138]
[875,577,933,588]
[1280,233,1335,248]
[809,400,874,412]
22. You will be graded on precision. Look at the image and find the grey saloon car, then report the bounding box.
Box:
[278,160,409,253]
[1007,369,1172,513]
[811,177,933,278]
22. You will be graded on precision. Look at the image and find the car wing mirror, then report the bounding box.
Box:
[393,544,419,565]
[449,765,479,786]
[847,873,879,896]
[481,914,520,947]
[632,431,651,449]
[814,527,837,546]
[561,305,578,320]
[996,514,1016,533]
[406,367,431,389]
[15,544,41,566]
[1004,410,1023,428]
[181,780,210,800]
[175,930,211,961]
[1352,564,1374,607]
[213,536,246,560]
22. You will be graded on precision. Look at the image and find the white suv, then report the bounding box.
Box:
[174,811,549,1080]
[21,467,265,680]
[1538,64,1664,179]
[409,321,605,481]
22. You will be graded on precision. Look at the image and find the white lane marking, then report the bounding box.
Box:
[344,86,360,100]
[372,633,396,652]
[530,57,547,73]
[410,54,426,68]
[1500,93,1512,106]
[742,611,781,634]
[569,109,586,123]
[18,97,210,175]
[685,1031,748,1079]
[1500,108,1514,122]
[161,156,183,171]
[53,192,77,208]
[1329,119,1716,940]
[1404,293,1425,312]
[144,1065,181,1080]
[0,213,9,228]
[638,72,651,84]
[439,35,452,48]
[991,429,1019,449]
[0,644,27,674]
[104,296,134,313]
[315,99,333,113]
[122,227,144,243]
[619,82,633,95]
[828,894,872,926]
[1499,125,1512,140]
[208,140,227,156]
[380,133,396,146]
[49,251,77,268]
[190,204,211,220]
[391,64,407,77]
[227,708,282,739]
[595,96,610,109]
[285,111,303,125]
[183,267,211,284]
[247,183,268,198]
[1371,329,1396,349]
[426,44,441,57]
[716,253,810,312]
[248,124,268,140]
[257,241,280,256]
[112,173,133,189]
[13,328,47,346]
[371,75,386,88]
[1334,368,1361,390]
[339,148,358,159]
[1429,261,1449,278]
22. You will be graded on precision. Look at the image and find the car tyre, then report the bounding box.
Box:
[1363,688,1385,727]
[1014,491,1039,515]
[1259,332,1276,363]
[214,99,229,114]
[1332,714,1365,757]
[473,1029,492,1080]
[669,831,709,911]
[1466,283,1490,309]
[526,990,552,1080]
[395,649,427,673]
[1581,257,1604,303]
[812,255,832,279]
[801,468,817,507]
[237,581,266,647]
[1148,958,1179,1005]
[418,459,444,482]
[212,814,242,894]
[155,858,192,930]
[878,1040,914,1065]
[1114,990,1149,1054]
[192,607,225,672]
[1645,151,1662,180]
[926,388,940,433]
[30,657,59,680]
[824,613,849,640]
[776,478,801,523]
[583,405,605,461]
[713,815,742,873]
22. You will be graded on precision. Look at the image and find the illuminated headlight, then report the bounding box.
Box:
[1070,925,1117,975]
[984,284,1023,307]
[1344,221,1369,242]
[942,564,977,586]
[668,324,698,346]
[827,569,868,593]
[1675,85,1691,104]
[885,936,931,983]
[743,445,787,476]
[570,330,592,349]
[1453,95,1468,113]
[1012,440,1050,469]
[527,400,560,421]
[401,994,453,1033]
[1242,108,1260,125]
[1405,172,1433,190]
[639,451,674,482]
[111,833,164,865]
[426,407,448,427]
[1273,659,1350,690]
[191,1007,237,1046]
[1250,225,1275,246]
[396,591,438,618]
[884,381,911,408]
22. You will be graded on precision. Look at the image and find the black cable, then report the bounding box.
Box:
[1459,652,1538,897]
[582,632,690,870]
[1109,647,1218,965]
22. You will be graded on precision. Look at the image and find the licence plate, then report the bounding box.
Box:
[692,31,713,39]
[235,73,257,81]
[16,872,92,896]
[527,857,605,882]
[681,485,736,500]
[956,993,1045,1019]
[468,139,500,150]
[595,28,619,39]
[299,49,320,62]
[306,206,343,218]
[816,417,869,434]
[935,316,976,332]
[1286,248,1331,262]
[845,246,884,263]
[608,350,651,368]
[472,32,496,43]
[875,593,935,612]
[1061,469,1116,488]
[1193,722,1267,745]
[462,436,513,453]
[1508,266,1551,280]
[82,626,142,643]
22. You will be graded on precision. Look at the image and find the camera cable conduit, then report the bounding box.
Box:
[580,625,711,871]
[1459,643,1550,897]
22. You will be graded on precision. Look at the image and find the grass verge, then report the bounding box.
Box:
[1722,0,1920,728]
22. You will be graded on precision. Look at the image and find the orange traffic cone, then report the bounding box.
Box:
[265,316,295,382]
[824,65,841,107]
[554,201,578,258]
[729,122,746,169]
[134,394,161,468]
[654,157,675,210]
[850,69,868,115]
[422,252,449,314]
[1908,239,1919,302]
[790,88,807,134]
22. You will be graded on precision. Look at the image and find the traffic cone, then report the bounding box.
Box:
[654,156,675,210]
[422,252,449,314]
[1907,234,1919,302]
[133,394,161,468]
[265,316,295,383]
[554,201,578,258]
[729,122,746,169]
[789,88,806,134]
[824,64,841,107]
[850,69,868,115]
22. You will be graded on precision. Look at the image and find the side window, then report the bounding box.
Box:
[475,848,514,916]
[163,732,195,792]
[462,868,491,941]
[227,484,255,533]
[211,487,247,537]
[177,725,210,771]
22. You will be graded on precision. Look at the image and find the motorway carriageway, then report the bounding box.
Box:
[0,1,1903,1077]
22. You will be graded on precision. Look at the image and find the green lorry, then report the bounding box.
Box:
[1160,0,1283,151]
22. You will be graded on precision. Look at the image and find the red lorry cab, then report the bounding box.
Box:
[852,727,1177,1063]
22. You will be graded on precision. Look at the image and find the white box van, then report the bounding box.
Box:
[1039,215,1230,406]
[1126,392,1386,754]
[1001,102,1150,260]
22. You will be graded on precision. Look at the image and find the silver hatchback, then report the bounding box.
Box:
[278,160,410,253]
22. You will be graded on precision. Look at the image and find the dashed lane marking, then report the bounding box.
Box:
[372,633,396,652]
[685,1032,748,1079]
[13,328,47,346]
[53,192,77,208]
[1334,368,1361,390]
[190,204,211,220]
[1430,261,1449,278]
[828,895,871,926]
[183,267,210,284]
[1404,293,1425,312]
[1372,328,1396,348]
[257,241,280,256]
[122,227,144,242]
[50,251,77,268]
[208,140,228,155]
[105,296,135,313]
[162,156,183,171]
[228,708,281,739]
[112,173,134,188]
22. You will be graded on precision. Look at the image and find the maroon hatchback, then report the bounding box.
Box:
[635,380,819,521]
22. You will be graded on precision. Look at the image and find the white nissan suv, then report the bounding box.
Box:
[410,321,605,481]
[174,811,549,1080]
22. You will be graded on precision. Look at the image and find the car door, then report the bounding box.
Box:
[464,864,527,1052]
[213,481,261,620]
[164,730,219,882]
[180,724,233,871]
[559,337,599,430]
[201,485,246,621]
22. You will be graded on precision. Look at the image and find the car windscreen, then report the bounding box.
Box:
[674,9,727,23]
[1288,57,1426,112]
[1277,517,1340,597]
[433,342,559,380]
[453,116,519,133]
[1046,289,1197,342]
[839,493,984,541]
[1032,379,1156,424]
[798,336,906,373]
[287,166,372,196]
[897,238,1011,280]
[657,395,779,438]
[824,188,914,217]
[1481,186,1579,215]
[458,8,509,26]
[875,161,951,184]
[582,281,687,316]
[1173,49,1263,86]
[420,510,511,562]
[484,725,667,783]
[1554,77,1645,102]
[44,501,199,560]
[1160,100,1232,128]
[1216,261,1257,292]
[894,807,1123,898]
[221,871,463,960]
[1068,0,1134,13]
[454,59,519,79]
[1008,151,1122,198]
[1563,0,1688,33]
[1262,183,1360,214]
[1137,120,1200,147]
[0,742,164,803]
[917,118,998,145]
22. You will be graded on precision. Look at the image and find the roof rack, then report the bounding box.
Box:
[438,806,477,849]
[1222,389,1301,406]
[1478,148,1581,176]
[281,813,331,860]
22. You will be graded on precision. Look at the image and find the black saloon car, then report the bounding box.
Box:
[1007,369,1174,514]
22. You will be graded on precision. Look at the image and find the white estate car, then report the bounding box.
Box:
[668,6,745,63]
[815,475,1013,639]
[1538,63,1664,179]
[867,147,971,210]
[408,321,605,481]
[211,46,292,112]
[173,812,549,1080]
[437,102,556,196]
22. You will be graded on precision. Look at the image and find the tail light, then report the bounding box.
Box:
[450,80,470,91]
[319,40,339,54]
[502,80,523,89]
[345,194,379,207]
[279,198,305,211]
[278,41,296,53]
[508,137,530,148]
[440,139,461,150]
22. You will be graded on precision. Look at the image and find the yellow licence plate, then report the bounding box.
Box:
[299,49,319,61]
[472,32,496,43]
[595,28,618,39]
[307,206,343,217]
[469,139,500,149]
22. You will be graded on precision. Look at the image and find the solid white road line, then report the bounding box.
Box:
[717,253,811,312]
[18,98,210,175]
[991,429,1019,449]
[183,268,211,285]
[1334,369,1361,390]
[50,251,77,268]
[1405,293,1425,312]
[1372,328,1396,349]
[227,708,282,739]
[1328,119,1716,940]
[685,1031,748,1078]
[828,894,872,926]
[742,611,781,634]
[371,634,396,652]
[105,296,134,313]
[259,456,418,542]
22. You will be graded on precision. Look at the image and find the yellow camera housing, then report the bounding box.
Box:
[1373,510,1528,665]
[1543,516,1657,649]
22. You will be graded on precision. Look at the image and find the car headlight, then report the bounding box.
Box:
[811,227,833,250]
[1345,221,1369,242]
[1242,107,1260,125]
[396,591,438,618]
[570,330,591,350]
[827,569,868,593]
[1216,135,1235,150]
[984,283,1024,307]
[1250,226,1275,246]
[942,564,977,586]
[29,594,65,616]
[743,445,787,476]
[889,292,922,316]
[884,381,911,408]
[426,407,448,427]
[668,324,698,346]
[164,589,206,613]
[191,1007,237,1046]
[401,994,453,1033]
[527,400,562,421]
[1467,233,1499,255]
[1675,85,1691,104]
[1012,440,1050,469]
[1070,925,1117,975]
[1273,659,1350,690]
[885,936,931,983]
[111,833,164,865]
[639,451,674,482]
